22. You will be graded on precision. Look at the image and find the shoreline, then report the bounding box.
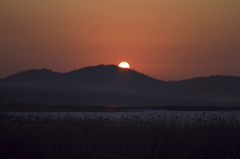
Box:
[1,104,240,112]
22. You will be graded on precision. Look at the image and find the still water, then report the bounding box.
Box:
[4,110,240,125]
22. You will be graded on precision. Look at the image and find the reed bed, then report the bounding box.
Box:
[1,112,240,159]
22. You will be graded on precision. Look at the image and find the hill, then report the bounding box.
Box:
[0,64,240,107]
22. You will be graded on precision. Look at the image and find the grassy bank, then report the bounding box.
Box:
[1,113,240,159]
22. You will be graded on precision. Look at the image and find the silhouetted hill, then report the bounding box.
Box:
[5,69,58,81]
[1,64,240,107]
[61,65,163,89]
[175,75,240,95]
[65,64,161,85]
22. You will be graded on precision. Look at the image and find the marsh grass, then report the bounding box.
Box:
[1,112,240,159]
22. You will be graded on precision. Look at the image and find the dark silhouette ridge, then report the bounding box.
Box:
[0,64,240,107]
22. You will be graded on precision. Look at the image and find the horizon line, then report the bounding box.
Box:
[1,64,239,82]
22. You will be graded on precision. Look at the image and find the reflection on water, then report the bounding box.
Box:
[4,110,240,125]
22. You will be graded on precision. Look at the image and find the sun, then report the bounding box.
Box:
[119,62,130,68]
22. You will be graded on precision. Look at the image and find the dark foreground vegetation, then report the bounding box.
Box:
[1,113,240,159]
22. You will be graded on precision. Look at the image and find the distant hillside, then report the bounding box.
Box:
[175,76,240,95]
[1,65,240,107]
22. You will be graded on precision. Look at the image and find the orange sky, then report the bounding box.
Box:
[0,0,240,80]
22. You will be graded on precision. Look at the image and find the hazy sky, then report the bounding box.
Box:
[1,0,240,80]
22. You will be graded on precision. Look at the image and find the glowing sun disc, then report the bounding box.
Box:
[119,62,130,68]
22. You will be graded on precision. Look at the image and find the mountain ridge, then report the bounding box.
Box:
[3,64,239,82]
[1,64,240,106]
